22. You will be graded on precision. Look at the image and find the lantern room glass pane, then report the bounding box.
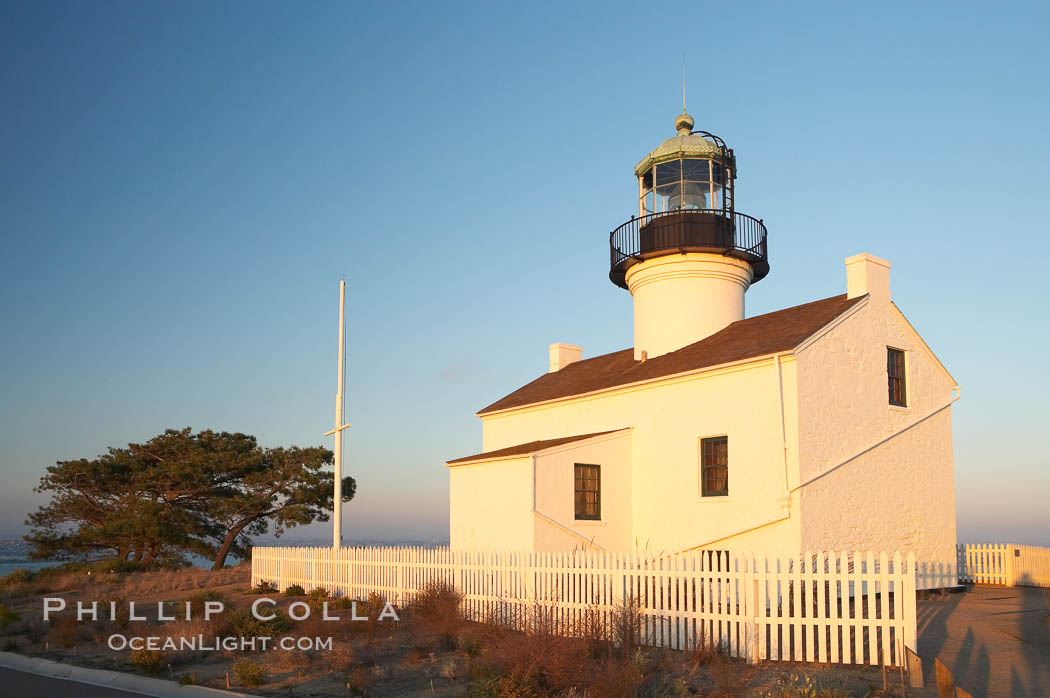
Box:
[655,176,680,211]
[678,181,707,209]
[711,181,724,209]
[682,158,710,182]
[642,190,654,215]
[645,158,733,211]
[654,161,681,188]
[712,161,728,185]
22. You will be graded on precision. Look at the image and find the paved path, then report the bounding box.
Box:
[0,666,151,697]
[0,651,254,698]
[917,586,1050,698]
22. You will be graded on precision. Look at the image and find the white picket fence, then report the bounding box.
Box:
[958,543,1050,587]
[252,546,916,666]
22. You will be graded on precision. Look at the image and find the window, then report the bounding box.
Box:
[574,464,600,520]
[700,436,728,497]
[887,348,907,407]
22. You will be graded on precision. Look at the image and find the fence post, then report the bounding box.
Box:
[749,556,760,664]
[903,552,917,651]
[524,551,535,605]
[394,547,402,605]
[1005,545,1015,587]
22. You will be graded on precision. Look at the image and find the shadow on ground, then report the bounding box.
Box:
[918,586,1050,698]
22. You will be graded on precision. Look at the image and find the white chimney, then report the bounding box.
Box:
[845,253,891,304]
[548,343,582,373]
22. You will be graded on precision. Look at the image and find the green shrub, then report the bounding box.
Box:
[183,590,228,617]
[222,607,269,638]
[233,659,265,687]
[410,581,463,646]
[87,559,149,575]
[49,615,80,648]
[130,649,166,674]
[0,604,19,627]
[365,591,387,615]
[765,672,850,698]
[218,607,292,637]
[252,580,278,594]
[0,569,35,588]
[330,596,356,610]
[267,609,294,634]
[284,584,305,596]
[178,673,198,685]
[461,637,481,658]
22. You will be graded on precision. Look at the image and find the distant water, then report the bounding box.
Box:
[0,539,212,576]
[0,539,61,576]
[254,538,449,549]
[0,537,449,577]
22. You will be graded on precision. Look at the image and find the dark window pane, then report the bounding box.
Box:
[887,348,906,406]
[682,158,710,182]
[654,161,681,187]
[574,464,601,520]
[712,161,728,185]
[701,437,728,496]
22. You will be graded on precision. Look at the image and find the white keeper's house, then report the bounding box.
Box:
[446,112,959,589]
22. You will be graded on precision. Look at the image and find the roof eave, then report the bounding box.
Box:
[476,350,797,419]
[446,428,632,467]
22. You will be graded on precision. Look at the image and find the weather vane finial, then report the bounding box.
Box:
[680,53,688,112]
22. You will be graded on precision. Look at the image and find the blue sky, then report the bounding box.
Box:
[1,1,1047,545]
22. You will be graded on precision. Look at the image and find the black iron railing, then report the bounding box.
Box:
[608,209,769,289]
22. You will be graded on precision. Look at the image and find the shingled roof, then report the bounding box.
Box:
[478,294,865,415]
[447,429,627,465]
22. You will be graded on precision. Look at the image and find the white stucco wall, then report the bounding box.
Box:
[481,358,801,558]
[448,456,535,550]
[459,273,957,584]
[626,253,752,360]
[795,298,958,588]
[532,431,633,551]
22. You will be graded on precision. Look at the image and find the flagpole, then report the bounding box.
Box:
[325,279,350,549]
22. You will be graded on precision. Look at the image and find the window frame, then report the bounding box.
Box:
[699,435,729,498]
[573,463,601,521]
[887,347,907,407]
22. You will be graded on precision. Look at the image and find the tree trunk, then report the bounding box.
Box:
[132,548,145,563]
[142,545,156,565]
[212,520,252,570]
[117,546,130,561]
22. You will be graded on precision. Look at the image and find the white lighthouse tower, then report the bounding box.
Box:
[609,112,769,359]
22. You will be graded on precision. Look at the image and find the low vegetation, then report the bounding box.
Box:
[130,648,167,674]
[232,658,266,686]
[0,562,918,696]
[0,559,248,598]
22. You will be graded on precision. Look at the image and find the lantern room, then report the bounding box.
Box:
[609,112,769,290]
[636,112,734,216]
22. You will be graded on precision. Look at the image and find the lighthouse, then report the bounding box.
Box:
[450,107,958,590]
[609,112,769,360]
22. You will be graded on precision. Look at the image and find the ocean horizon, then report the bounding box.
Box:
[0,537,450,577]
